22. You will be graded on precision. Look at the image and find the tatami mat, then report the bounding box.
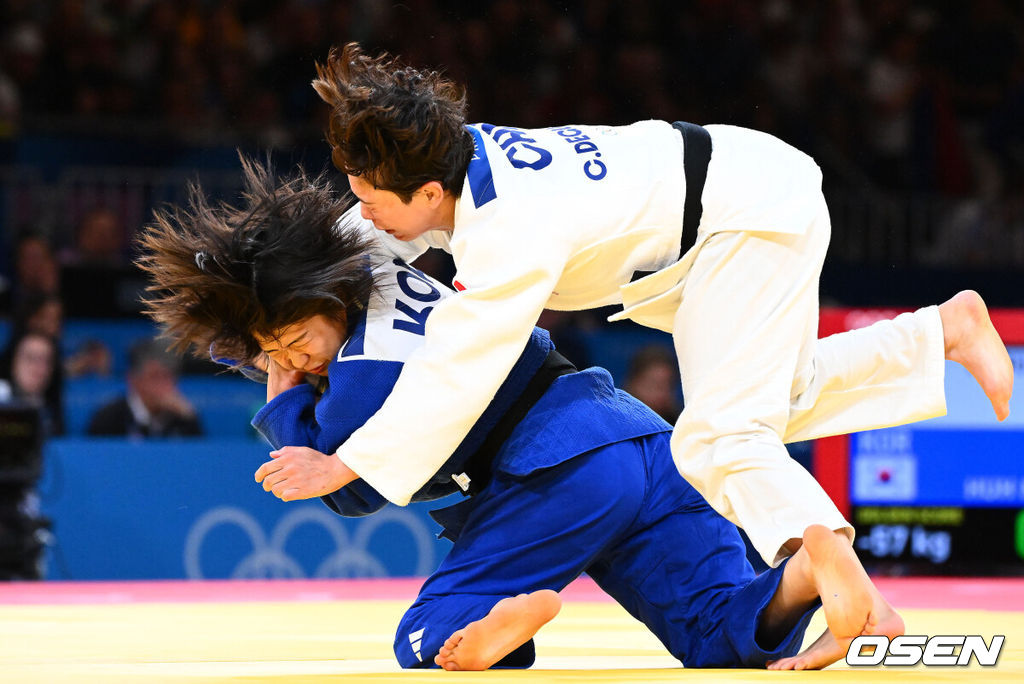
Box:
[1,578,1021,682]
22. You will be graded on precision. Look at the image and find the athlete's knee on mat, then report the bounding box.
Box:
[673,625,771,670]
[393,603,462,668]
[680,619,806,669]
[393,610,437,668]
[666,629,745,669]
[391,618,536,669]
[680,647,774,669]
[394,643,433,668]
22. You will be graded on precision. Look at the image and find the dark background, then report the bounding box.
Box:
[1,0,1023,309]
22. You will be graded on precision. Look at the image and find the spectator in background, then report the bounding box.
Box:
[61,206,128,267]
[64,339,113,379]
[12,291,62,339]
[87,339,202,438]
[59,207,147,317]
[0,330,63,436]
[623,344,683,425]
[0,1,1022,273]
[5,292,66,426]
[7,233,60,313]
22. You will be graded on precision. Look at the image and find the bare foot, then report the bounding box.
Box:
[941,290,1014,421]
[770,526,906,670]
[433,590,561,671]
[803,524,872,641]
[768,604,907,672]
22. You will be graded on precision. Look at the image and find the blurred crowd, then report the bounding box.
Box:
[0,1,1022,270]
[2,0,1023,441]
[0,1,1021,194]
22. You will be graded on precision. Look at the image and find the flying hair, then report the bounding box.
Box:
[136,155,379,365]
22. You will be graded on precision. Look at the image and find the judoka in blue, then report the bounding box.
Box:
[251,258,818,669]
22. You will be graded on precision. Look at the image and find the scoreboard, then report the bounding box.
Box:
[814,309,1024,574]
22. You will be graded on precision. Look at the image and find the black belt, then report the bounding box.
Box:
[672,121,712,257]
[455,349,577,496]
[629,122,712,283]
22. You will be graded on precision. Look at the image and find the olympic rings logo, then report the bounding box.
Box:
[183,504,438,579]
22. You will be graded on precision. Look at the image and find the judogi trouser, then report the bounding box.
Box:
[609,124,946,566]
[671,186,945,567]
[394,433,817,669]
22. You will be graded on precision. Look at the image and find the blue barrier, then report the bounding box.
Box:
[63,375,266,437]
[39,438,456,580]
[63,318,159,376]
[63,377,125,434]
[179,376,266,438]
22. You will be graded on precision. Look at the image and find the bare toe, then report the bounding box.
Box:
[768,655,798,670]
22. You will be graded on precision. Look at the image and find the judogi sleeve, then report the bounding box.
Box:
[251,363,399,518]
[252,384,320,450]
[335,223,571,505]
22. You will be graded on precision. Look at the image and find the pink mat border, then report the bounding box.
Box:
[1,576,1022,610]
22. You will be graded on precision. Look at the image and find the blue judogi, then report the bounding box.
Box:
[251,258,818,669]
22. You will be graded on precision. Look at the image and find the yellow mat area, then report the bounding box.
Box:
[1,599,1022,682]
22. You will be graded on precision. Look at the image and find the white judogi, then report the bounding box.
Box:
[341,121,946,566]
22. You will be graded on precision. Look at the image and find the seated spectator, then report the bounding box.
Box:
[12,291,62,339]
[60,206,128,268]
[623,344,683,424]
[5,291,67,425]
[64,338,113,379]
[3,233,60,315]
[59,209,146,318]
[0,330,63,436]
[14,260,113,383]
[87,339,202,438]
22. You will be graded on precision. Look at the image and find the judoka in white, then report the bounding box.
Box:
[309,44,1015,669]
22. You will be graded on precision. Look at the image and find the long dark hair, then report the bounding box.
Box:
[313,42,474,201]
[136,155,379,364]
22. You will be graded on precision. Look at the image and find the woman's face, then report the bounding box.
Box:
[254,314,347,376]
[12,334,55,397]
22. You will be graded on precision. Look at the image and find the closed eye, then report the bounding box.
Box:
[263,332,309,355]
[285,332,309,349]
